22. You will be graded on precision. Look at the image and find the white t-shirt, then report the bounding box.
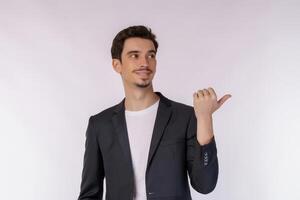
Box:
[125,99,160,200]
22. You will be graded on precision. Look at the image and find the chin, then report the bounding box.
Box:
[135,81,151,88]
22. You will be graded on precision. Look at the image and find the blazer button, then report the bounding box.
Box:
[204,152,208,165]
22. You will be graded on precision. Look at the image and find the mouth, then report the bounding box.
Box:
[135,70,151,77]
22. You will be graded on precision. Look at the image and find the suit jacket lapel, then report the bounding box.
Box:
[146,92,172,170]
[111,97,132,168]
[111,91,173,171]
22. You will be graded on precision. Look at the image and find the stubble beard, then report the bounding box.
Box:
[134,80,151,88]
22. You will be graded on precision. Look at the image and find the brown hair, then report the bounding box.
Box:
[111,25,159,62]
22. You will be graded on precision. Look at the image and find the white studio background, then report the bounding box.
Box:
[0,0,299,199]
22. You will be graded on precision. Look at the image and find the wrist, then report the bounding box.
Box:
[197,114,212,123]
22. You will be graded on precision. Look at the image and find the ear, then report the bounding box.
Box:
[112,59,122,74]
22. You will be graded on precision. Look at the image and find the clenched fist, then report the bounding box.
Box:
[193,87,231,119]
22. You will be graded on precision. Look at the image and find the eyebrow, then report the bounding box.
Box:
[126,49,157,55]
[148,50,157,54]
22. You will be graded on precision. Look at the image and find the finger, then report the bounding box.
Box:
[217,94,231,107]
[193,92,198,98]
[197,90,204,97]
[207,87,217,99]
[202,89,210,96]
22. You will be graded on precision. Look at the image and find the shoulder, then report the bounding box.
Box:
[89,102,120,123]
[167,98,195,119]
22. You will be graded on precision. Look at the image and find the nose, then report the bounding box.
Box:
[139,56,149,67]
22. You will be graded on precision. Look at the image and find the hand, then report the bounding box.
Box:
[193,87,231,119]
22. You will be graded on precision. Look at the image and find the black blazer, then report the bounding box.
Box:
[78,91,218,200]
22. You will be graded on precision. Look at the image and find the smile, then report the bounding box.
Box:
[135,70,151,76]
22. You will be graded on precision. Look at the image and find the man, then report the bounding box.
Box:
[78,25,231,200]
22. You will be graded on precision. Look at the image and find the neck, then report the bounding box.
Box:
[123,85,160,111]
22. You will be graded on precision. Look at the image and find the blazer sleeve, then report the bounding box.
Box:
[186,110,219,194]
[78,116,105,200]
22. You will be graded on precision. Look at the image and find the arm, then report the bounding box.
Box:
[186,111,218,194]
[187,87,231,193]
[78,116,105,200]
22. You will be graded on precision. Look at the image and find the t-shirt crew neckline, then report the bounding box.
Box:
[125,99,160,116]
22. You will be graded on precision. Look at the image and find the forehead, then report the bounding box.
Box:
[122,37,155,53]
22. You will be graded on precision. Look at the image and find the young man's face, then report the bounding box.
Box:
[113,37,157,89]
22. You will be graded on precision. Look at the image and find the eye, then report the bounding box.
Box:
[130,54,138,58]
[148,54,156,59]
